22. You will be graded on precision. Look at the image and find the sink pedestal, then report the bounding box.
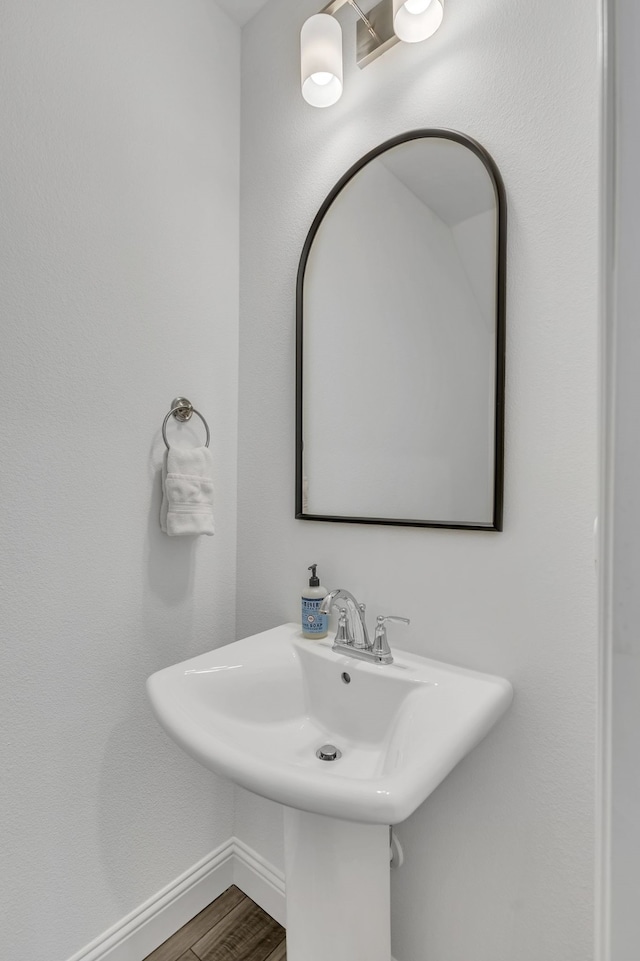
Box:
[283,808,391,961]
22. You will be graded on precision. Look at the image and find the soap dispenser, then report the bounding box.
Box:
[301,564,328,639]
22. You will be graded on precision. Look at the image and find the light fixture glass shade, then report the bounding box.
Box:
[301,14,343,108]
[392,0,444,43]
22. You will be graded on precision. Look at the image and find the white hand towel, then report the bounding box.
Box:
[160,446,215,536]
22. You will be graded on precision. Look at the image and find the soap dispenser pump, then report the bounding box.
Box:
[301,564,329,639]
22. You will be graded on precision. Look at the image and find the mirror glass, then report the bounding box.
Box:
[296,130,506,529]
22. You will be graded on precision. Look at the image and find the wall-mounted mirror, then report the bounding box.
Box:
[296,129,506,530]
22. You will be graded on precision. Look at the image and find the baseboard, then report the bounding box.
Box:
[65,840,235,961]
[232,837,286,926]
[66,836,397,961]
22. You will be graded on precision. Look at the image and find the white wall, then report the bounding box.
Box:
[611,0,640,956]
[237,2,601,961]
[0,3,240,959]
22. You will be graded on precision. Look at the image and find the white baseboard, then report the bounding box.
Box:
[232,836,286,926]
[65,836,397,961]
[65,839,235,961]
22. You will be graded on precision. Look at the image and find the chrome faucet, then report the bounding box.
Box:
[319,589,410,665]
[320,588,370,649]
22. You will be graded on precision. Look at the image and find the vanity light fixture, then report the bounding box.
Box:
[393,0,444,42]
[300,0,444,107]
[301,14,344,108]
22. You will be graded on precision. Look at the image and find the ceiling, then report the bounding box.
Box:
[217,0,380,28]
[215,0,271,26]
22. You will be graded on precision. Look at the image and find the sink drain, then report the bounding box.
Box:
[316,743,342,761]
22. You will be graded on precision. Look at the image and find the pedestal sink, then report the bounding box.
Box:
[147,623,512,961]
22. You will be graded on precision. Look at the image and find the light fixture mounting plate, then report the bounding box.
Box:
[356,0,399,68]
[321,0,399,69]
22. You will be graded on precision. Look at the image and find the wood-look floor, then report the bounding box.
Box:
[143,886,286,961]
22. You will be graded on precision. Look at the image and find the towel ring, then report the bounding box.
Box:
[162,397,210,450]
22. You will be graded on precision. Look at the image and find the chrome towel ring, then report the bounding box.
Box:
[162,396,210,450]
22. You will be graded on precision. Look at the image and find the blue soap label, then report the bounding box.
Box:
[301,596,328,634]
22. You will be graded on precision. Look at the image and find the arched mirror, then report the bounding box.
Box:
[296,130,506,530]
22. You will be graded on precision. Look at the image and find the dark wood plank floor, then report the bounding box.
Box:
[143,886,286,961]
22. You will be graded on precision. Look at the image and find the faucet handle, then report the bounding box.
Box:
[372,615,410,661]
[335,606,354,645]
[377,615,410,628]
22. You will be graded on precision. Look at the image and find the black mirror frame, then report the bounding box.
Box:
[295,129,507,531]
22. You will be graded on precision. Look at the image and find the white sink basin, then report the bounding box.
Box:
[147,622,512,824]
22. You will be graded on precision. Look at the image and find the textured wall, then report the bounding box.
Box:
[0,3,239,959]
[237,0,601,958]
